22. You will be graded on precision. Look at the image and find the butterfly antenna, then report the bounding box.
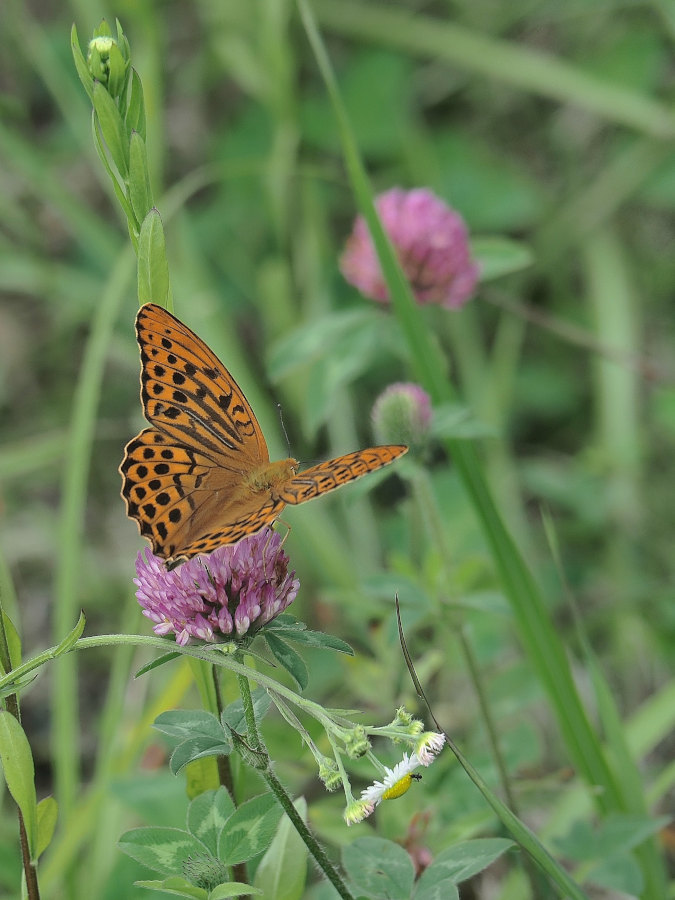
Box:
[277,403,292,458]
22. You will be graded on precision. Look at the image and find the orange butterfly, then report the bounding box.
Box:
[120,304,407,561]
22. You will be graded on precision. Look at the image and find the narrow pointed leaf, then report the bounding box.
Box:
[135,877,208,898]
[54,611,86,656]
[264,635,308,690]
[128,131,153,224]
[138,209,170,306]
[71,25,94,102]
[35,796,58,859]
[209,884,263,898]
[253,796,308,900]
[0,711,37,858]
[92,81,129,176]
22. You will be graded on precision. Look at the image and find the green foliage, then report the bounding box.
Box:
[253,797,308,900]
[339,836,514,899]
[1,2,674,898]
[119,789,279,894]
[0,712,38,859]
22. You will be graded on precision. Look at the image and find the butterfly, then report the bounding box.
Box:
[120,303,408,562]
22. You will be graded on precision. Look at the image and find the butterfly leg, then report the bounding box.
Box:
[261,520,292,581]
[274,518,292,549]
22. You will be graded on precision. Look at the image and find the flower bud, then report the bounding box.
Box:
[343,725,370,759]
[318,758,342,792]
[372,382,432,450]
[87,22,129,98]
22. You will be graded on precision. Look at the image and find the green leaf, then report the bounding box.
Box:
[35,796,58,860]
[584,853,643,895]
[138,209,170,306]
[221,689,271,732]
[127,69,147,140]
[93,19,113,38]
[264,623,353,655]
[128,131,153,226]
[106,41,130,101]
[253,796,308,900]
[187,788,236,856]
[2,612,22,671]
[266,309,389,382]
[0,711,37,859]
[135,876,208,898]
[92,113,136,229]
[53,611,86,656]
[430,404,496,441]
[414,882,459,900]
[264,634,308,690]
[556,814,670,862]
[170,735,232,776]
[136,651,181,677]
[185,757,221,799]
[92,80,129,176]
[208,884,263,899]
[154,710,222,740]
[118,826,212,877]
[0,673,39,699]
[414,839,514,899]
[342,837,415,900]
[71,24,94,102]
[470,237,534,281]
[218,793,282,866]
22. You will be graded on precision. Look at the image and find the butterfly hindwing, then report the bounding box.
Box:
[278,445,408,504]
[136,304,268,469]
[176,495,286,559]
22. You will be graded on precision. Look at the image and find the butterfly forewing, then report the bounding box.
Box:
[120,427,221,556]
[278,445,408,504]
[136,303,268,468]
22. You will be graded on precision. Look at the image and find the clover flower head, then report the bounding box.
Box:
[372,382,432,448]
[134,528,299,645]
[340,187,479,309]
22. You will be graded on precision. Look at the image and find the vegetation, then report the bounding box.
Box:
[0,2,673,898]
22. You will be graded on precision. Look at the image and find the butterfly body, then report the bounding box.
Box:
[121,304,407,561]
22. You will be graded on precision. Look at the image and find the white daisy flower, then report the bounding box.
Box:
[343,799,375,826]
[359,752,423,809]
[415,731,446,765]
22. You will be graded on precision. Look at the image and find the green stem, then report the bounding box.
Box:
[0,595,40,899]
[237,672,355,900]
[411,466,519,812]
[212,666,236,800]
[236,671,264,752]
[262,767,355,900]
[213,666,248,887]
[444,733,588,900]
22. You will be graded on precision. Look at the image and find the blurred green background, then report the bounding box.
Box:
[1,1,675,898]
